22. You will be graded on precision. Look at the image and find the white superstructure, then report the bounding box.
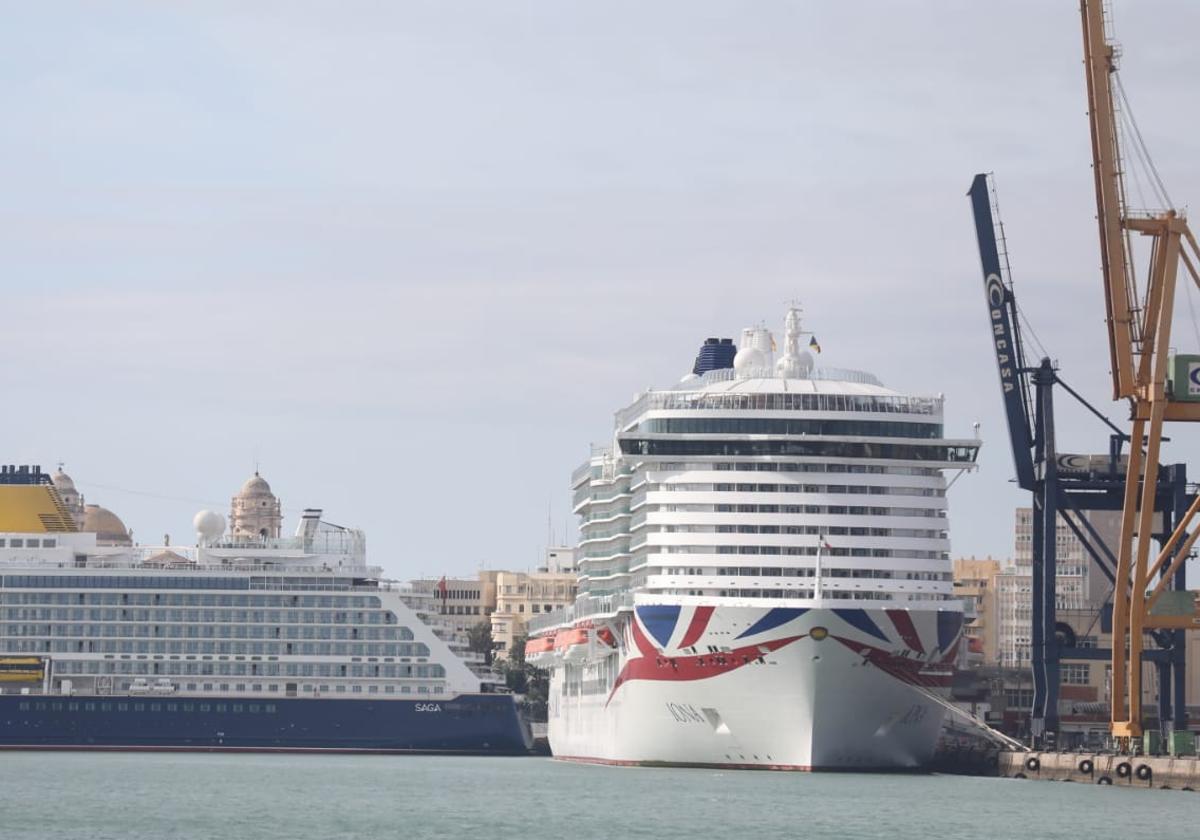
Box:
[0,472,479,701]
[528,306,979,770]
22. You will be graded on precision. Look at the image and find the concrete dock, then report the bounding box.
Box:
[999,751,1200,790]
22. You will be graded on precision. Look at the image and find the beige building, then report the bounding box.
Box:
[490,569,578,660]
[407,548,579,662]
[50,466,132,546]
[953,556,1002,665]
[410,572,499,631]
[488,548,579,660]
[230,472,282,541]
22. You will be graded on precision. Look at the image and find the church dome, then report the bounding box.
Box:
[82,504,131,546]
[230,471,283,541]
[51,468,76,493]
[239,472,273,497]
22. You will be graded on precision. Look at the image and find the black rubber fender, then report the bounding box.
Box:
[1116,761,1133,779]
[1078,758,1094,774]
[1024,755,1040,772]
[1013,772,1027,779]
[1135,764,1152,782]
[1097,775,1113,785]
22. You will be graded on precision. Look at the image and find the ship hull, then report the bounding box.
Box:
[544,604,961,771]
[0,693,531,754]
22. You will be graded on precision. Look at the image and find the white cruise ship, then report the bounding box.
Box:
[0,467,529,753]
[526,307,979,770]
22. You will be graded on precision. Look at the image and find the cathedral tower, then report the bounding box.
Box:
[230,472,282,541]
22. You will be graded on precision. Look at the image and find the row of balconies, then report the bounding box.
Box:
[624,552,951,575]
[628,511,947,530]
[640,573,954,595]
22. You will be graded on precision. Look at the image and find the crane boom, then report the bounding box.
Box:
[968,174,1035,491]
[1080,0,1136,399]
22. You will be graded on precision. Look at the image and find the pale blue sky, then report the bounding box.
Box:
[3,2,1199,580]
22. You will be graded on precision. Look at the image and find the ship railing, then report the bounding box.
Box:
[527,591,635,634]
[698,365,884,387]
[614,386,943,431]
[579,507,631,524]
[205,532,365,555]
[570,459,597,486]
[0,557,383,577]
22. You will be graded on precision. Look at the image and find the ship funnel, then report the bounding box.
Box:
[298,509,322,546]
[692,337,736,375]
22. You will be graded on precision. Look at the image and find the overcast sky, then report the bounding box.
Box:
[3,2,1200,581]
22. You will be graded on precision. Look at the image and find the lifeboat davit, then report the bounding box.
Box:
[524,635,556,667]
[554,627,590,664]
[584,626,617,657]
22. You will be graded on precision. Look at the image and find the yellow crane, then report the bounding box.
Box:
[1079,0,1200,746]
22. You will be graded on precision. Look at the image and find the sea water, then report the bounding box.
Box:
[1,752,1194,840]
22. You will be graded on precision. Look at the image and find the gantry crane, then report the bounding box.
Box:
[1079,0,1200,747]
[968,173,1188,748]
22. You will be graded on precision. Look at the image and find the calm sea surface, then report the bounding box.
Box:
[1,752,1194,840]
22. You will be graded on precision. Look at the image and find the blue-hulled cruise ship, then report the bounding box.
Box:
[0,465,530,754]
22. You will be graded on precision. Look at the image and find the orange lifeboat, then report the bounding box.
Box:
[554,627,590,663]
[524,635,556,667]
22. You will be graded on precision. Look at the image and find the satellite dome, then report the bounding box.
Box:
[679,372,701,385]
[193,510,226,543]
[776,349,814,379]
[733,346,765,372]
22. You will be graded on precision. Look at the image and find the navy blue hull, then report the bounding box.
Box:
[0,693,531,754]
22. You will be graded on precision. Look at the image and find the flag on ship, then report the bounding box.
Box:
[809,335,821,353]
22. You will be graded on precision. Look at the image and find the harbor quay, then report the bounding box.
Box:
[998,750,1200,791]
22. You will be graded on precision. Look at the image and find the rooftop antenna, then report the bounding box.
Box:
[776,299,813,378]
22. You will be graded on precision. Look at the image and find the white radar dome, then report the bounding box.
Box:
[777,349,814,378]
[679,373,701,385]
[193,510,226,544]
[733,346,765,372]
